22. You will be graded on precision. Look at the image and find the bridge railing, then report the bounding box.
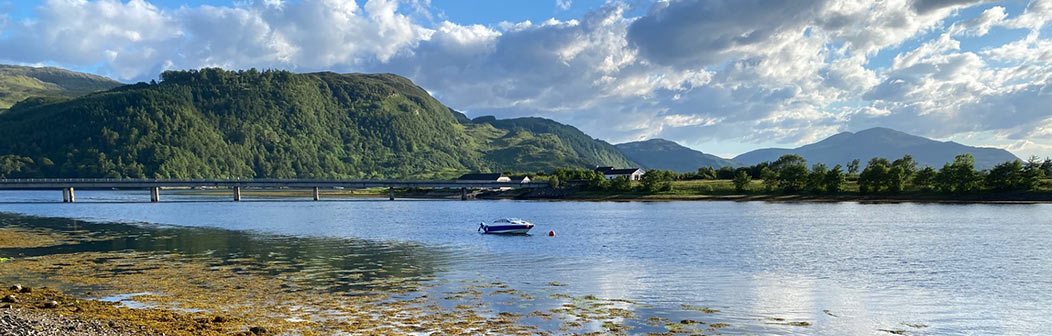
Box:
[0,178,549,186]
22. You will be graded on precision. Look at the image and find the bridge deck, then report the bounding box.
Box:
[0,178,549,190]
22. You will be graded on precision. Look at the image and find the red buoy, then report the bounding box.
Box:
[548,230,555,237]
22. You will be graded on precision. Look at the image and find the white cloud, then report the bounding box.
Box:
[556,0,572,11]
[1,0,1051,158]
[1003,0,1052,31]
[0,0,433,79]
[949,6,1006,36]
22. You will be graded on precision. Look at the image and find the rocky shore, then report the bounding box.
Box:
[0,283,270,336]
[1,308,141,336]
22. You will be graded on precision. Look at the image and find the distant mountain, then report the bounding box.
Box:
[733,127,1020,169]
[0,64,121,109]
[616,139,736,172]
[0,68,633,178]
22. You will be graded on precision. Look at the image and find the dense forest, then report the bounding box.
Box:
[0,68,632,179]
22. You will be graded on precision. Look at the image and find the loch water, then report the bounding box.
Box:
[1,190,1050,335]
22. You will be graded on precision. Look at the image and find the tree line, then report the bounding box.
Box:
[545,154,1052,194]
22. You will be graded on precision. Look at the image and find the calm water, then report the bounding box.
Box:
[1,190,1051,335]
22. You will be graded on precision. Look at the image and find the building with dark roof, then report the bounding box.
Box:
[594,167,644,181]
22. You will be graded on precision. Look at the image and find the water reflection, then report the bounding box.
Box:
[1,213,447,292]
[1,191,1051,334]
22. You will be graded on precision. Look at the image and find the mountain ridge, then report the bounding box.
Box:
[0,68,632,178]
[733,127,1019,169]
[616,139,736,172]
[0,64,122,109]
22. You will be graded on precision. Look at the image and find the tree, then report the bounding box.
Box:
[824,164,846,193]
[911,167,937,191]
[936,154,981,193]
[0,155,36,178]
[588,172,610,190]
[806,163,828,193]
[761,167,778,192]
[888,155,917,192]
[716,166,736,179]
[548,175,561,189]
[778,163,809,193]
[847,159,861,175]
[771,154,807,171]
[859,158,891,193]
[1023,156,1045,190]
[696,167,717,180]
[1041,158,1052,177]
[891,155,918,176]
[733,170,752,192]
[641,170,674,192]
[986,160,1025,191]
[610,175,633,191]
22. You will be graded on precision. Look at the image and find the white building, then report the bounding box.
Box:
[595,167,645,181]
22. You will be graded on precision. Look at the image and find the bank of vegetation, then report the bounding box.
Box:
[526,154,1052,202]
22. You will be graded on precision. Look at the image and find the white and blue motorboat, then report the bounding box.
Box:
[478,218,534,234]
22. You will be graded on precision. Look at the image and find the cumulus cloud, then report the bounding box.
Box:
[626,0,823,67]
[949,6,1006,36]
[0,0,432,79]
[556,0,572,11]
[1,0,1051,158]
[911,0,986,14]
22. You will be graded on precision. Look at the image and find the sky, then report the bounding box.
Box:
[1,0,1051,159]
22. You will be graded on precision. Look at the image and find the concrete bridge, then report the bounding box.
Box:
[0,178,548,202]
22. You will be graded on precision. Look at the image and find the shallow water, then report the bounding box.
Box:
[1,190,1051,334]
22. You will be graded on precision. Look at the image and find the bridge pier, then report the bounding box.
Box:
[461,187,467,201]
[62,187,75,203]
[234,187,242,202]
[389,187,395,201]
[150,187,160,202]
[313,187,320,201]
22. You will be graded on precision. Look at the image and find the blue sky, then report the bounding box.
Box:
[1,0,1051,159]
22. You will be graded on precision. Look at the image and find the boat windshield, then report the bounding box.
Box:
[494,218,528,224]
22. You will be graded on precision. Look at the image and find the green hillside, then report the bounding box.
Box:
[0,65,121,109]
[464,116,635,172]
[0,68,632,178]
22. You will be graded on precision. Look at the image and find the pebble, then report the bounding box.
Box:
[19,286,31,293]
[1,309,144,336]
[8,284,22,292]
[250,326,267,334]
[213,316,228,323]
[2,295,17,303]
[43,301,59,309]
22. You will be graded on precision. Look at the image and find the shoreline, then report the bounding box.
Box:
[168,188,1052,204]
[0,283,256,336]
[478,189,1052,204]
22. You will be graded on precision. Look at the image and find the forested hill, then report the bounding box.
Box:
[0,68,632,179]
[462,115,636,172]
[0,64,121,109]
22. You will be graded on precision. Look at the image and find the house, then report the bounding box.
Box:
[458,173,511,182]
[595,166,645,181]
[508,176,531,183]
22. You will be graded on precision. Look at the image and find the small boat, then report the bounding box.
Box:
[478,218,534,234]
